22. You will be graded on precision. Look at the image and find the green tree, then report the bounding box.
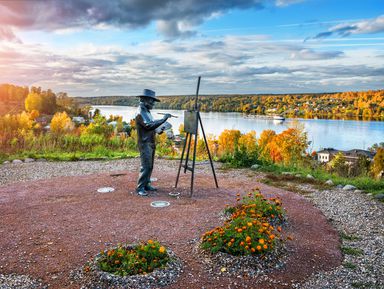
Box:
[40,89,57,114]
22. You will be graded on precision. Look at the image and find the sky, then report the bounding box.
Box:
[0,0,383,97]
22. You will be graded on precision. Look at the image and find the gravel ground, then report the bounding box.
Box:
[293,186,384,289]
[0,158,219,187]
[0,274,47,289]
[1,158,383,288]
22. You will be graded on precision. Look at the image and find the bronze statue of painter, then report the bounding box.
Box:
[135,89,171,196]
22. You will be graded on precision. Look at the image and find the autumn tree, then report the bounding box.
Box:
[328,152,348,177]
[238,130,257,153]
[25,92,43,113]
[371,148,384,179]
[217,129,241,156]
[258,129,276,162]
[25,89,56,114]
[50,112,74,135]
[274,128,308,165]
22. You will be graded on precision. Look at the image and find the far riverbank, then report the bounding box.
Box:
[93,105,384,151]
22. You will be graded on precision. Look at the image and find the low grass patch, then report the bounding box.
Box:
[2,149,139,162]
[343,262,357,270]
[340,232,361,241]
[351,281,375,288]
[254,163,384,197]
[341,246,363,256]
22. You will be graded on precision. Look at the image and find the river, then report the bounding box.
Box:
[93,105,384,151]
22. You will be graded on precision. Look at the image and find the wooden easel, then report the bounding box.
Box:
[175,76,219,196]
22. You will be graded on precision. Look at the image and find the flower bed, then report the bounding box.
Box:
[199,190,287,275]
[75,241,182,289]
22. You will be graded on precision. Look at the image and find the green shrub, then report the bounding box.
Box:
[97,240,169,276]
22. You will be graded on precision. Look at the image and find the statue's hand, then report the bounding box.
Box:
[162,113,172,120]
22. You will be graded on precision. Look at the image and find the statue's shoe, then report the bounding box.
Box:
[144,185,157,191]
[137,189,148,196]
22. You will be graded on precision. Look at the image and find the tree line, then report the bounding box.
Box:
[75,90,384,120]
[0,83,84,116]
[1,83,383,120]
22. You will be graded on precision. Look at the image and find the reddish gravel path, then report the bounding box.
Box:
[0,167,342,288]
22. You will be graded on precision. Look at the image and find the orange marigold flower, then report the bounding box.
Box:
[159,246,166,254]
[277,226,282,232]
[245,245,249,250]
[237,228,243,233]
[230,238,235,243]
[245,236,251,243]
[247,222,253,227]
[259,239,265,245]
[256,245,262,251]
[269,234,275,240]
[263,244,268,249]
[148,240,154,244]
[84,266,90,272]
[227,242,232,247]
[251,248,256,253]
[240,241,245,246]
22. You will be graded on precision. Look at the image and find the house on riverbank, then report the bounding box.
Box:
[317,148,375,164]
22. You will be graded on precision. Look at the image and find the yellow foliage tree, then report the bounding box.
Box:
[29,110,40,120]
[217,129,241,156]
[371,148,384,179]
[258,130,276,162]
[25,92,43,112]
[238,130,257,153]
[50,112,74,135]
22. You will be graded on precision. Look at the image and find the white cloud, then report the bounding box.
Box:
[0,32,383,95]
[314,15,384,39]
[275,0,305,7]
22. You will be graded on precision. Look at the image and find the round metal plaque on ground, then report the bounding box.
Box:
[97,187,115,193]
[168,192,180,197]
[150,201,170,208]
[150,177,158,182]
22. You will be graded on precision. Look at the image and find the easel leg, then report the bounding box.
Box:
[175,132,189,188]
[191,130,198,197]
[184,132,192,173]
[198,114,219,188]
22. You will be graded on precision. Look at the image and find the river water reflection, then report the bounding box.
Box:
[94,105,384,151]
